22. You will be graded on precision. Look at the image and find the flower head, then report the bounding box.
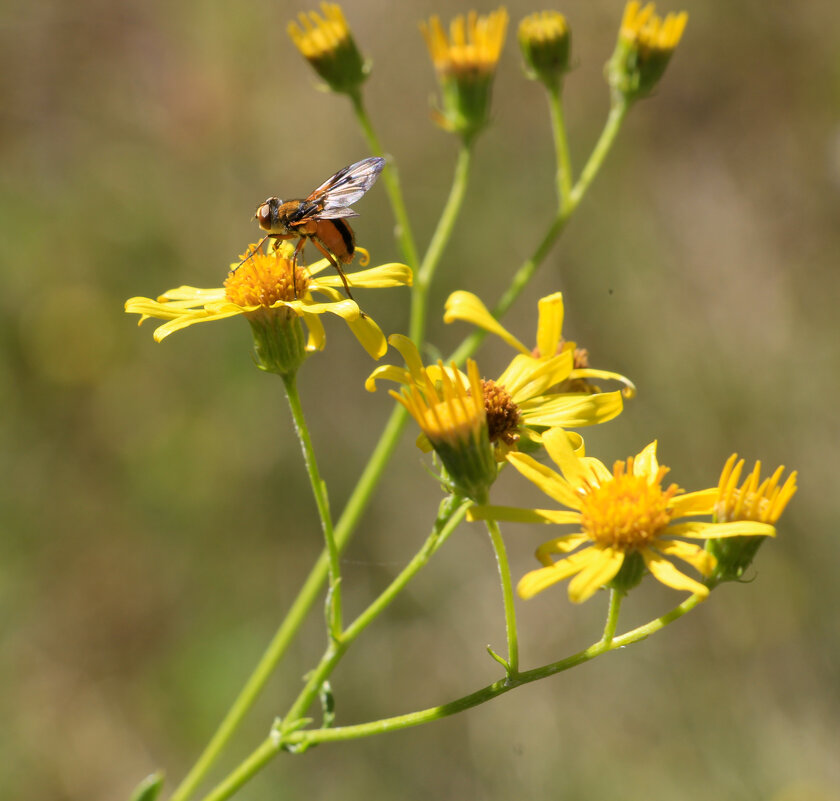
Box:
[445,289,635,400]
[125,242,412,368]
[368,306,625,463]
[518,11,571,88]
[607,2,688,102]
[420,8,509,142]
[707,455,798,583]
[368,335,497,500]
[287,3,369,94]
[468,430,777,603]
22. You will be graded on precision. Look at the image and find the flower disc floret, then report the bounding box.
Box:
[480,379,521,446]
[224,250,309,308]
[580,460,677,549]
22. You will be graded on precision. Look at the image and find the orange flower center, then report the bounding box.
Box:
[480,379,520,445]
[579,458,678,549]
[224,249,309,308]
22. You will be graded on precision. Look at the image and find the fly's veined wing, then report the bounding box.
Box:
[305,156,385,219]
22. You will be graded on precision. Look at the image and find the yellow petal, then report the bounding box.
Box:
[535,532,589,565]
[365,364,412,392]
[517,549,595,599]
[520,390,624,429]
[506,450,583,509]
[301,311,326,352]
[542,428,591,492]
[666,521,776,539]
[642,549,709,597]
[654,539,716,576]
[567,546,624,603]
[152,308,244,341]
[535,292,565,358]
[157,286,227,302]
[633,441,660,482]
[569,368,637,398]
[387,334,426,383]
[443,291,529,354]
[467,505,581,525]
[346,313,387,359]
[497,351,573,400]
[314,262,413,288]
[669,488,717,517]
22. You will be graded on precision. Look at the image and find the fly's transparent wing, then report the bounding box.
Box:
[305,157,385,219]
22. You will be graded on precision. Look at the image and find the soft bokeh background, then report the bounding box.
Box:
[2,0,839,799]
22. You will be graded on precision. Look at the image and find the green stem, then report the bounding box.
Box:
[547,85,573,211]
[484,518,519,677]
[409,143,473,346]
[196,496,470,801]
[448,98,629,366]
[279,591,704,748]
[600,589,622,646]
[282,372,342,640]
[349,90,420,271]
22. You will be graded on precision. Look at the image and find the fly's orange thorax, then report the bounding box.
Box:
[314,219,356,264]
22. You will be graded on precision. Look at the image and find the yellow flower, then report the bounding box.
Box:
[420,8,509,141]
[125,243,412,363]
[708,455,798,582]
[468,430,776,603]
[375,337,497,500]
[287,3,368,93]
[607,2,688,101]
[444,290,636,399]
[367,324,624,460]
[518,11,571,87]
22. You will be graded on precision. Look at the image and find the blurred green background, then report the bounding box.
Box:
[2,0,839,799]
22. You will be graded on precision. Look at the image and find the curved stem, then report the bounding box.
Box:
[282,372,342,639]
[409,143,473,346]
[279,591,704,749]
[484,518,519,677]
[349,90,420,271]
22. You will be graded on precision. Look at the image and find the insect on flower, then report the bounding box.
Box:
[242,156,386,301]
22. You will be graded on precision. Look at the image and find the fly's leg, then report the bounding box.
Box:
[310,238,357,306]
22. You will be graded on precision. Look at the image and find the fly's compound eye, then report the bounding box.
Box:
[256,202,272,228]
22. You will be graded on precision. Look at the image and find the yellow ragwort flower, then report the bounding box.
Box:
[468,430,777,603]
[445,289,636,399]
[374,338,497,499]
[607,1,688,101]
[287,3,368,93]
[420,8,509,141]
[708,454,798,582]
[368,310,625,461]
[125,242,411,363]
[518,10,571,87]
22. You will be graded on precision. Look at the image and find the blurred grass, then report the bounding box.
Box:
[2,1,839,800]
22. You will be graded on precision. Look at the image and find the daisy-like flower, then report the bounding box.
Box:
[125,243,412,371]
[607,1,688,102]
[518,11,571,88]
[707,455,797,583]
[444,290,636,400]
[420,8,509,141]
[468,429,777,603]
[367,320,625,461]
[287,3,368,94]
